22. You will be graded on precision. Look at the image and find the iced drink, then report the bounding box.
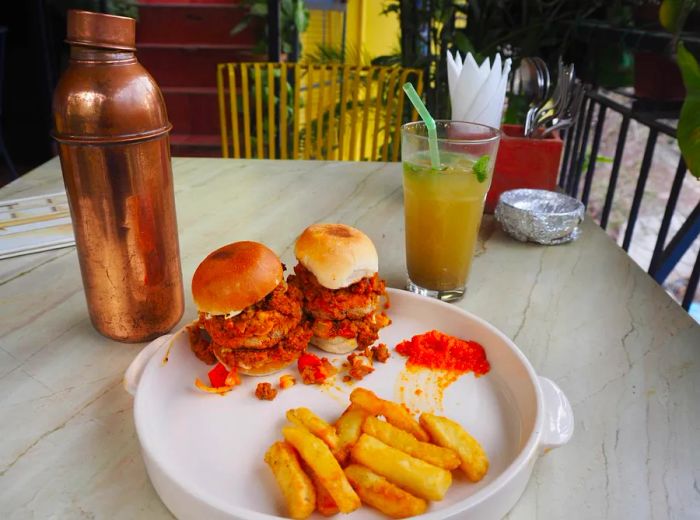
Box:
[401,121,500,302]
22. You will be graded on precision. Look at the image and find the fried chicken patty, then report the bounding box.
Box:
[289,263,386,321]
[311,311,391,350]
[212,320,312,372]
[199,282,303,350]
[187,323,217,365]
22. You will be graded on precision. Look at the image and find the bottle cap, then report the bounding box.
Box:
[66,10,136,51]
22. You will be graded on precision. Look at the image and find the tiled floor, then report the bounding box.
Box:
[582,101,700,312]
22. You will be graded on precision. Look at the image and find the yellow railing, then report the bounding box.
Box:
[217,63,423,161]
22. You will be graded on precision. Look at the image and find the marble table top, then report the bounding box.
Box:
[0,157,698,519]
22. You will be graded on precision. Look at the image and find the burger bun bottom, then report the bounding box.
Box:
[310,335,358,354]
[237,361,295,376]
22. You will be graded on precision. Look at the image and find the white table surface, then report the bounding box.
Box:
[0,157,698,519]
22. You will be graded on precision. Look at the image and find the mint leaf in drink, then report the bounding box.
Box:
[472,155,490,183]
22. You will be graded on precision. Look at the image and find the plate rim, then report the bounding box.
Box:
[133,288,546,519]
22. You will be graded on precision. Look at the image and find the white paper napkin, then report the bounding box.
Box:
[447,51,511,129]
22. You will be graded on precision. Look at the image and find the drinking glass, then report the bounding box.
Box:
[401,121,501,302]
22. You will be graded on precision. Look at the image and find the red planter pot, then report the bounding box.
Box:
[485,124,564,214]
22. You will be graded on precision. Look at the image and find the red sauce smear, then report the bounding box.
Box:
[395,330,490,375]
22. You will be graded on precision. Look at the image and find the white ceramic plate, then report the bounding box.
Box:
[126,288,573,520]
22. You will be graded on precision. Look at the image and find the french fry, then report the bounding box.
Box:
[349,388,429,442]
[301,461,339,517]
[287,407,340,451]
[350,433,452,501]
[362,415,460,470]
[313,475,340,516]
[264,442,316,520]
[344,464,427,519]
[282,425,361,513]
[420,413,489,482]
[334,404,370,465]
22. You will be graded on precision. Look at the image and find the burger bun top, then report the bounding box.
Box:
[192,241,283,315]
[295,223,378,290]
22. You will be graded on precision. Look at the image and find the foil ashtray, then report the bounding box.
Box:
[494,189,584,245]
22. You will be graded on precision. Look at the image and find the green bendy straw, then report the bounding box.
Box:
[402,82,441,170]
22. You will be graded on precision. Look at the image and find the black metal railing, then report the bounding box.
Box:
[560,88,700,311]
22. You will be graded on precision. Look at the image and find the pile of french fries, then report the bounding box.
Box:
[264,387,489,519]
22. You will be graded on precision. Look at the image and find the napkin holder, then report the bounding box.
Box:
[485,124,564,214]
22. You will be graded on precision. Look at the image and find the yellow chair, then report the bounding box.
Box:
[217,62,423,161]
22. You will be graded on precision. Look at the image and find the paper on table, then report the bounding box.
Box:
[0,192,75,259]
[447,51,512,130]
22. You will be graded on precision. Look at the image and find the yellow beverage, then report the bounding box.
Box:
[403,152,492,291]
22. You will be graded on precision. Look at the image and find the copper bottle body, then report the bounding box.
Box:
[53,11,184,342]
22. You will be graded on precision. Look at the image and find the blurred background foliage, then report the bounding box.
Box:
[377,0,613,118]
[231,0,310,59]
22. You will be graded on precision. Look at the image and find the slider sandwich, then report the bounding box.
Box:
[187,241,311,375]
[289,223,390,354]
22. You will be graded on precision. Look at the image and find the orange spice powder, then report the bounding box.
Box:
[395,330,490,376]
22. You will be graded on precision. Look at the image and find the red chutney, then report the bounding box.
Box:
[395,330,490,375]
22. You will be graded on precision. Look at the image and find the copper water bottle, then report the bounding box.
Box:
[52,10,184,342]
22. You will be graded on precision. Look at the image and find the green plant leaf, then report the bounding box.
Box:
[504,93,528,125]
[453,32,475,56]
[678,98,700,179]
[295,2,309,32]
[250,2,267,16]
[281,0,293,14]
[659,0,684,33]
[106,0,139,19]
[230,18,250,36]
[677,43,700,179]
[678,42,700,93]
[472,155,490,183]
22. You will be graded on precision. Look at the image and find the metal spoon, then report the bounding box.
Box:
[526,58,551,137]
[533,57,551,99]
[535,60,564,122]
[541,118,573,136]
[513,57,539,100]
[541,81,585,136]
[537,62,572,128]
[517,58,547,137]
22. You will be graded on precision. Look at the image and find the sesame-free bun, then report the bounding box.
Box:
[310,335,358,354]
[237,358,295,376]
[192,241,283,315]
[295,223,378,290]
